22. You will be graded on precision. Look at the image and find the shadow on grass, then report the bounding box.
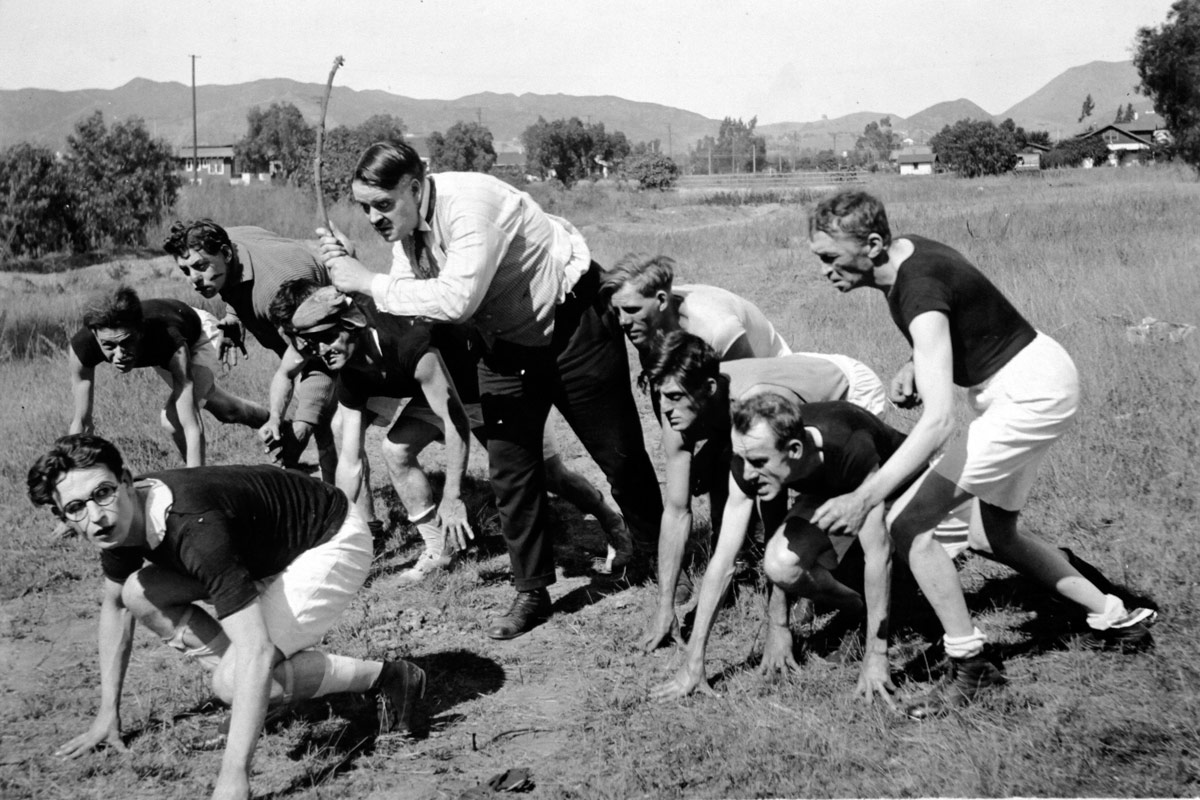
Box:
[256,649,506,798]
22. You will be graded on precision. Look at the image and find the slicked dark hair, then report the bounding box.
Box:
[269,278,324,334]
[83,285,143,331]
[28,434,126,516]
[808,190,892,247]
[645,330,720,396]
[354,141,426,189]
[162,219,233,259]
[731,391,806,449]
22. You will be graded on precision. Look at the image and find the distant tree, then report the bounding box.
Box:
[588,123,630,177]
[929,119,1018,177]
[621,153,679,189]
[631,139,663,156]
[1078,93,1096,123]
[522,116,593,185]
[355,114,407,145]
[1135,0,1200,170]
[855,116,899,162]
[688,116,766,174]
[1126,103,1138,123]
[66,112,180,249]
[1041,134,1112,169]
[293,115,408,202]
[235,102,314,181]
[427,121,497,172]
[999,118,1051,150]
[0,143,80,258]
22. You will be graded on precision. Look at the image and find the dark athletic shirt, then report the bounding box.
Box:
[336,296,481,410]
[70,299,200,369]
[887,235,1037,387]
[732,401,910,501]
[100,465,349,619]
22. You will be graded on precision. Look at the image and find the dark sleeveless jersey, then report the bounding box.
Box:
[731,401,912,501]
[71,299,200,369]
[888,235,1036,387]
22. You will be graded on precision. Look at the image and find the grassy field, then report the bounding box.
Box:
[1,165,1198,799]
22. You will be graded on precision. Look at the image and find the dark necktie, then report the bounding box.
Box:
[412,229,438,280]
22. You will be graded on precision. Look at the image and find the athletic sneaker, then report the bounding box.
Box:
[396,550,454,586]
[374,660,426,736]
[905,647,1006,720]
[1080,608,1159,653]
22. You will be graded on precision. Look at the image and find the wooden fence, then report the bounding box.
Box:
[675,170,863,189]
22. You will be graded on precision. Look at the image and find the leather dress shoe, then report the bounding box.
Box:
[487,588,551,640]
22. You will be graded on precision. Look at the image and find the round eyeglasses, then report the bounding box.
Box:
[61,483,119,521]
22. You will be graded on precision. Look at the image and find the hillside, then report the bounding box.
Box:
[998,60,1153,135]
[0,60,1159,154]
[0,79,717,154]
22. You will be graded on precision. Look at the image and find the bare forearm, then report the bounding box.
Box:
[440,411,470,501]
[267,369,294,423]
[336,459,364,503]
[862,538,892,657]
[856,414,954,508]
[684,546,738,672]
[95,598,134,723]
[655,505,692,611]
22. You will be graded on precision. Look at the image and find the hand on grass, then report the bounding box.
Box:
[888,360,921,408]
[854,651,897,709]
[55,718,126,758]
[651,663,715,703]
[638,607,681,654]
[759,624,800,681]
[438,496,474,552]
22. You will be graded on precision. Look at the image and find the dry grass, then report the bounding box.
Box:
[1,165,1199,799]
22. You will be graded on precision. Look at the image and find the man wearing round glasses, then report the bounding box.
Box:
[28,433,427,800]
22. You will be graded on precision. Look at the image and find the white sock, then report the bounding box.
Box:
[314,654,385,698]
[410,505,445,557]
[943,627,987,659]
[1086,594,1129,631]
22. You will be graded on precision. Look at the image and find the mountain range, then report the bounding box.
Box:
[0,60,1154,155]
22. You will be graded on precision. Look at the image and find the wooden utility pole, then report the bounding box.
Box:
[667,123,672,157]
[190,54,200,185]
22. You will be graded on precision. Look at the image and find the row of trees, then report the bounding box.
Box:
[1,112,180,259]
[688,117,767,175]
[233,103,672,190]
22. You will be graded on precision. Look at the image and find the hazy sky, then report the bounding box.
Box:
[0,0,1176,122]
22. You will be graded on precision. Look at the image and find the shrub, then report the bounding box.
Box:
[622,153,680,190]
[0,143,81,259]
[66,112,181,250]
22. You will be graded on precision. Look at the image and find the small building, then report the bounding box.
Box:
[175,145,235,183]
[895,146,936,176]
[1080,117,1172,165]
[1015,142,1049,173]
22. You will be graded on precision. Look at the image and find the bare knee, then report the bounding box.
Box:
[381,438,422,473]
[763,535,805,588]
[159,408,178,434]
[120,570,156,617]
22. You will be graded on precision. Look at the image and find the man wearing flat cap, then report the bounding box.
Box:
[286,283,478,580]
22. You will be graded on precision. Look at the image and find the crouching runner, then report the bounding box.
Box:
[28,434,424,800]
